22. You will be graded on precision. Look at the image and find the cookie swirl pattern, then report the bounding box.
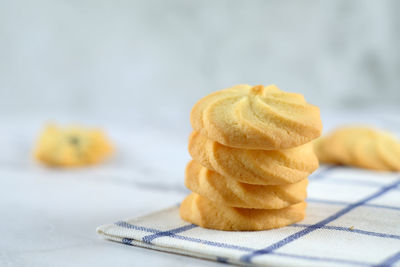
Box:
[191,84,322,150]
[180,193,306,231]
[315,126,400,171]
[185,160,308,209]
[189,131,318,185]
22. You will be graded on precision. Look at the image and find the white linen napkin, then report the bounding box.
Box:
[97,166,400,266]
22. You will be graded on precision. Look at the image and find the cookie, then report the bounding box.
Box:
[313,137,337,164]
[185,160,308,209]
[190,84,322,150]
[376,132,400,171]
[34,124,113,167]
[320,127,369,166]
[351,129,389,170]
[316,126,400,171]
[188,131,318,185]
[180,193,306,231]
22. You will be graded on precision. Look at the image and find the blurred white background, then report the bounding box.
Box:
[1,0,399,121]
[1,2,400,266]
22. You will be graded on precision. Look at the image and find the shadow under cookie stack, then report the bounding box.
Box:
[180,84,322,231]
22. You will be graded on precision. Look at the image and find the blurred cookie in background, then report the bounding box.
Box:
[314,126,400,171]
[34,124,113,167]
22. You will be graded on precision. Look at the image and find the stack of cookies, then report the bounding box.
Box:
[180,85,322,231]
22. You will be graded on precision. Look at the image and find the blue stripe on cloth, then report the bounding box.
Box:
[240,179,400,263]
[377,251,400,267]
[142,224,197,243]
[307,198,400,211]
[115,221,370,265]
[117,224,369,266]
[122,238,133,245]
[115,221,159,233]
[115,220,253,252]
[291,224,400,240]
[216,256,229,263]
[155,234,254,252]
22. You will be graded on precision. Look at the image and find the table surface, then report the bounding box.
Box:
[1,109,399,267]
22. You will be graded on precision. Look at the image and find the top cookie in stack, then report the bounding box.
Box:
[190,84,321,150]
[180,84,322,231]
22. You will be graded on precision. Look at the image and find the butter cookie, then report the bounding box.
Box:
[185,160,308,209]
[34,124,113,167]
[315,126,400,171]
[180,193,306,231]
[190,84,322,150]
[189,131,318,185]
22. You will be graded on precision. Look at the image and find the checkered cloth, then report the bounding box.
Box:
[97,166,400,266]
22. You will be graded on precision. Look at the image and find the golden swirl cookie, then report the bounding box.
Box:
[313,137,337,164]
[190,84,322,150]
[319,127,368,166]
[316,126,400,171]
[180,193,306,231]
[376,132,400,171]
[188,131,318,185]
[34,124,113,167]
[185,160,308,209]
[351,129,389,170]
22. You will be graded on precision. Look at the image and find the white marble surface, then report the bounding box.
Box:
[1,109,399,267]
[0,114,224,267]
